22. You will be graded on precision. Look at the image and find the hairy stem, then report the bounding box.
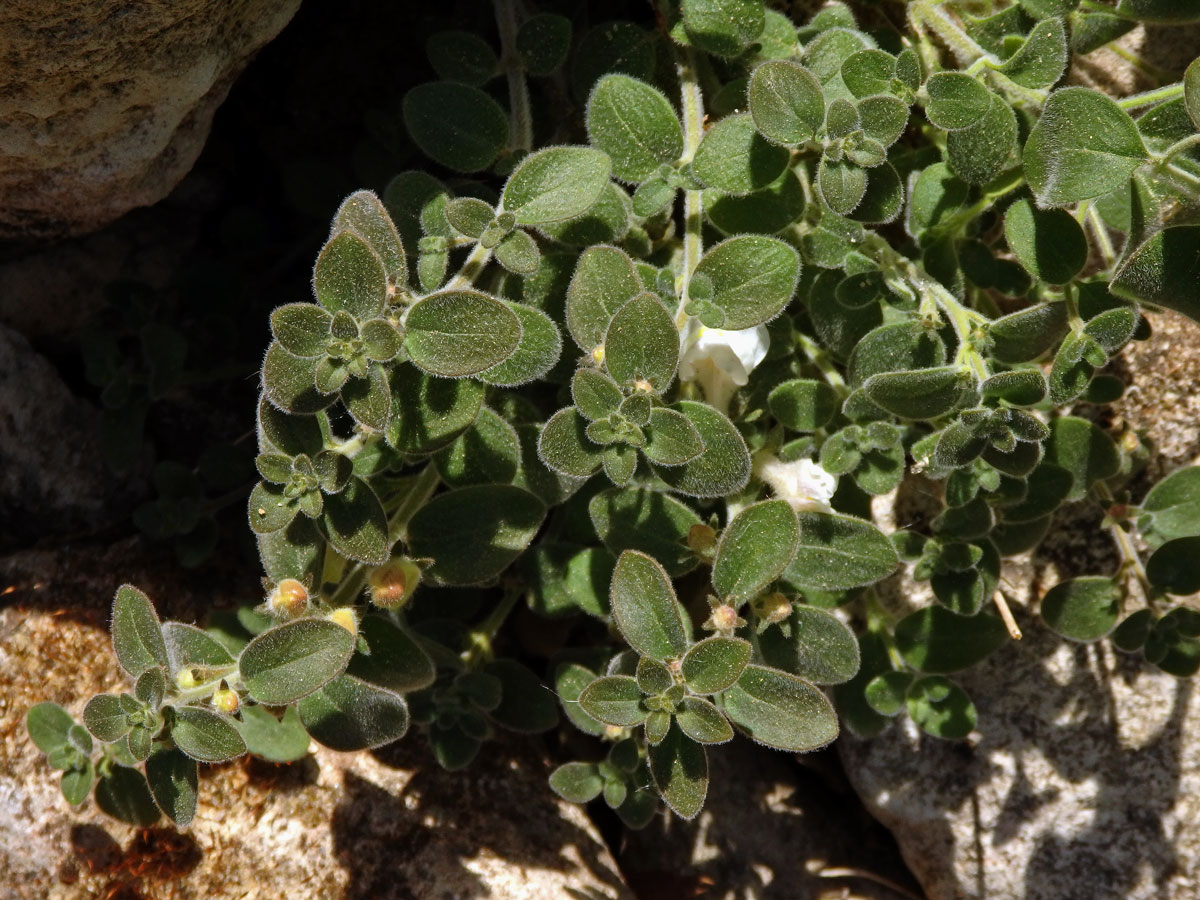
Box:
[445,242,494,291]
[1116,82,1184,111]
[495,0,533,153]
[671,34,706,326]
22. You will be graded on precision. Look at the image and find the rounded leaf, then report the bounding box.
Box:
[1004,199,1088,284]
[610,550,689,662]
[721,664,838,752]
[403,82,508,173]
[503,146,613,226]
[587,74,683,182]
[405,290,522,378]
[298,674,409,751]
[712,500,798,602]
[239,618,357,705]
[681,636,752,694]
[170,706,247,763]
[1040,576,1120,641]
[748,60,824,145]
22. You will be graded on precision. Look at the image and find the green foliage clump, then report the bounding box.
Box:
[29,0,1200,829]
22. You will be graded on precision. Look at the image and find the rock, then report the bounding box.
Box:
[0,324,121,547]
[0,0,301,242]
[619,739,921,900]
[0,540,633,900]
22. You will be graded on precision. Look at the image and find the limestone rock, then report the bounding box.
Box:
[0,0,300,241]
[0,324,120,547]
[0,541,633,900]
[619,739,921,900]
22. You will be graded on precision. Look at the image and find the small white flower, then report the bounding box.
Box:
[678,319,769,412]
[757,455,838,512]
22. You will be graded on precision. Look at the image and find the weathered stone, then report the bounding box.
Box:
[0,324,122,547]
[0,541,633,900]
[0,0,301,241]
[620,739,921,900]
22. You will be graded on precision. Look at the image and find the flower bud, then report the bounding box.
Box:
[329,607,358,636]
[268,578,309,617]
[175,667,199,690]
[687,523,717,556]
[710,604,740,632]
[754,591,792,626]
[368,558,422,609]
[591,344,605,365]
[212,688,240,714]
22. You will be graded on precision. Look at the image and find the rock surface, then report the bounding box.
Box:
[0,324,120,547]
[620,740,921,900]
[843,312,1200,900]
[0,0,300,241]
[0,541,633,900]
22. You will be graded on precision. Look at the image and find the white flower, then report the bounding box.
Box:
[678,319,769,412]
[757,455,838,512]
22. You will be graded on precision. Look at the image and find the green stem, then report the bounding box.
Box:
[495,0,533,153]
[387,462,441,543]
[1116,83,1184,111]
[1157,134,1200,167]
[797,332,848,397]
[1094,481,1153,602]
[444,242,493,291]
[910,0,996,68]
[1086,204,1117,270]
[672,39,706,326]
[463,587,520,667]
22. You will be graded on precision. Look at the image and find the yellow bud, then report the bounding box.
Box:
[756,591,792,625]
[329,607,358,636]
[368,558,421,609]
[212,688,240,714]
[268,578,309,617]
[710,604,740,632]
[603,724,625,740]
[687,523,717,555]
[591,344,605,365]
[633,378,653,393]
[175,668,199,690]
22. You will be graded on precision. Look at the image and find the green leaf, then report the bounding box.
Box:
[1114,0,1200,21]
[864,671,912,716]
[1024,87,1147,206]
[572,368,624,420]
[27,702,76,754]
[538,407,604,477]
[1111,226,1200,323]
[610,550,689,661]
[924,73,992,130]
[654,400,752,498]
[236,706,311,763]
[748,60,825,145]
[495,229,541,276]
[642,407,705,466]
[1186,58,1200,131]
[111,585,169,677]
[348,616,435,694]
[313,230,387,320]
[478,302,561,387]
[589,487,703,577]
[587,75,683,182]
[83,694,131,742]
[426,30,496,85]
[257,516,325,588]
[262,343,330,415]
[705,169,806,235]
[981,370,1047,406]
[947,94,1018,185]
[387,365,484,455]
[334,190,407,289]
[712,500,798,602]
[604,292,679,390]
[648,722,708,819]
[517,14,572,75]
[847,322,947,388]
[999,18,1067,89]
[570,21,657,102]
[858,95,909,147]
[894,606,1008,673]
[784,512,899,591]
[693,235,800,330]
[848,161,904,225]
[407,484,545,585]
[841,49,895,99]
[566,245,642,351]
[434,406,521,487]
[759,604,861,685]
[988,302,1069,363]
[95,766,160,827]
[170,706,246,762]
[769,378,839,432]
[1147,537,1200,595]
[146,747,198,826]
[550,762,604,803]
[693,113,789,196]
[297,674,409,750]
[61,763,95,807]
[271,304,331,358]
[863,366,967,420]
[404,290,522,378]
[1139,466,1200,546]
[1040,576,1120,641]
[681,0,765,57]
[579,675,649,726]
[321,476,389,565]
[675,697,734,744]
[818,157,868,215]
[722,664,839,751]
[342,364,391,432]
[1044,416,1121,502]
[907,675,976,739]
[403,81,508,173]
[681,636,751,694]
[239,618,356,705]
[1004,198,1088,284]
[908,162,968,237]
[637,655,674,695]
[502,146,612,226]
[484,659,559,733]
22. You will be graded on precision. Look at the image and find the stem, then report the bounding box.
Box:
[797,332,848,397]
[1086,204,1117,269]
[673,39,706,326]
[1157,133,1200,167]
[1094,482,1153,601]
[495,0,532,153]
[1116,83,1183,111]
[444,242,493,291]
[463,587,520,667]
[910,0,996,68]
[992,591,1023,640]
[387,462,441,543]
